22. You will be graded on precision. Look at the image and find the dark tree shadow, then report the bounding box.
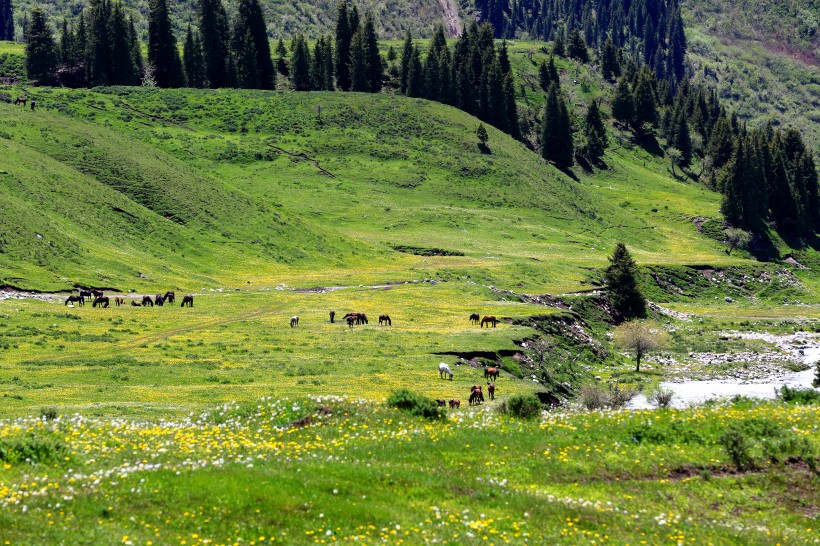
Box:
[478,143,491,154]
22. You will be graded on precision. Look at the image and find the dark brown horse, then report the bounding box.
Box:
[92,296,109,308]
[65,295,84,306]
[79,289,92,301]
[30,100,35,111]
[181,295,194,307]
[114,297,124,306]
[378,314,392,326]
[469,385,484,406]
[448,399,461,409]
[154,294,165,306]
[487,382,495,401]
[91,289,104,299]
[480,316,499,328]
[141,295,154,307]
[329,310,335,323]
[469,313,480,324]
[436,399,447,407]
[343,312,367,325]
[484,367,499,381]
[14,96,26,106]
[164,291,175,303]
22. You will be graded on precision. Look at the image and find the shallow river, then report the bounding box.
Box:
[629,347,819,409]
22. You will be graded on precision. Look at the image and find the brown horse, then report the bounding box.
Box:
[14,96,26,106]
[164,291,175,303]
[91,289,104,299]
[141,295,154,307]
[155,294,165,306]
[181,295,194,307]
[469,385,484,406]
[448,399,461,409]
[469,313,480,324]
[344,312,367,325]
[480,316,499,328]
[436,399,447,407]
[329,310,335,323]
[79,289,92,301]
[487,382,495,401]
[65,295,84,306]
[114,297,124,306]
[92,296,109,308]
[484,367,499,381]
[378,314,392,326]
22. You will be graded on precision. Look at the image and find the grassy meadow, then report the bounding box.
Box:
[0,46,818,544]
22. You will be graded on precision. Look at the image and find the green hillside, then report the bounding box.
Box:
[0,84,759,293]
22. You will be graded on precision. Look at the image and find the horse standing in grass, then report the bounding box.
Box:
[290,316,299,327]
[79,289,92,301]
[378,314,392,326]
[93,296,109,308]
[487,382,495,401]
[436,399,447,407]
[91,289,104,299]
[114,297,124,306]
[449,399,460,409]
[65,295,84,306]
[480,316,499,328]
[181,295,194,307]
[14,97,26,106]
[164,291,175,303]
[142,295,154,307]
[469,385,484,405]
[329,310,335,323]
[484,367,499,381]
[154,294,165,306]
[438,362,453,380]
[469,313,480,324]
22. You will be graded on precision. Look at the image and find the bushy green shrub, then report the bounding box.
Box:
[40,407,58,421]
[387,389,445,420]
[0,433,68,465]
[648,387,674,408]
[720,427,755,471]
[500,394,542,419]
[777,385,820,404]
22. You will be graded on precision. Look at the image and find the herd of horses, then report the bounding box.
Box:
[437,361,499,407]
[65,290,194,308]
[469,313,500,328]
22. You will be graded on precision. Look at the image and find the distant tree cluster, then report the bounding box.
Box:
[475,0,687,83]
[0,0,13,40]
[398,21,520,140]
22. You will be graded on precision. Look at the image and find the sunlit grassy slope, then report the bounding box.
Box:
[0,84,755,294]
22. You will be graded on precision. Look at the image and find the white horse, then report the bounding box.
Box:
[290,316,299,327]
[438,362,453,380]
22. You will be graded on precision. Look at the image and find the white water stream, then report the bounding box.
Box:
[629,347,819,409]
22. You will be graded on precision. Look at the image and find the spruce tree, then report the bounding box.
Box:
[275,38,288,77]
[400,31,412,95]
[348,27,369,92]
[538,59,550,91]
[547,55,559,87]
[604,242,646,321]
[183,25,206,88]
[86,0,112,86]
[234,0,274,89]
[720,135,768,232]
[497,38,510,74]
[25,8,57,84]
[147,0,183,87]
[612,76,634,127]
[567,28,588,62]
[541,82,573,170]
[601,37,619,81]
[1,0,13,41]
[706,115,734,171]
[290,34,312,91]
[199,0,232,88]
[311,36,327,90]
[334,0,352,91]
[234,29,259,89]
[582,99,607,161]
[553,32,565,56]
[59,19,72,64]
[632,68,657,131]
[667,7,687,82]
[363,12,382,93]
[128,15,143,79]
[406,46,423,97]
[109,2,139,85]
[322,36,334,90]
[503,72,522,140]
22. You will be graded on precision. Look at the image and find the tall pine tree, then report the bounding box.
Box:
[147,0,183,87]
[234,0,274,90]
[183,25,206,88]
[334,0,352,91]
[25,8,57,84]
[541,82,574,170]
[199,0,232,88]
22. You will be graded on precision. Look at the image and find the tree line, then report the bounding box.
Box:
[0,0,13,41]
[476,0,687,83]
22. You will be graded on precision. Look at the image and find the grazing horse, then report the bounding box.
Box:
[141,295,154,307]
[65,295,84,306]
[92,296,109,308]
[91,289,104,299]
[114,297,124,306]
[343,312,367,325]
[438,362,453,380]
[154,294,165,306]
[290,316,299,327]
[448,399,460,409]
[484,367,499,381]
[469,385,484,406]
[164,291,175,303]
[436,399,447,407]
[181,295,194,307]
[378,314,392,326]
[14,97,26,106]
[487,382,495,401]
[480,316,499,328]
[346,315,357,327]
[329,310,335,323]
[469,313,480,324]
[79,289,92,301]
